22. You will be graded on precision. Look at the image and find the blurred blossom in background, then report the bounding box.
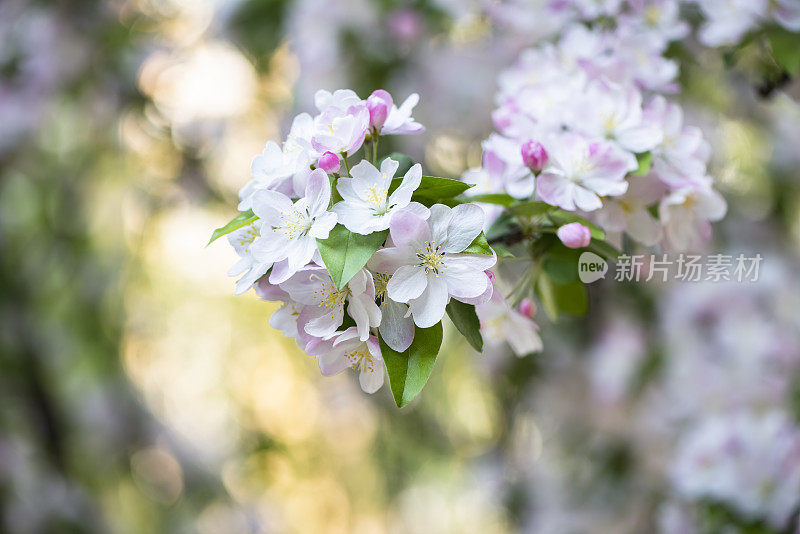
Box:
[1,1,800,533]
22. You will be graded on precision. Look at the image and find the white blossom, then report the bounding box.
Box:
[333,157,423,234]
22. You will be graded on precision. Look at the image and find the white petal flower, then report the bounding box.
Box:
[306,327,385,394]
[283,112,316,172]
[281,267,381,341]
[381,93,425,135]
[333,157,423,234]
[239,141,295,210]
[227,221,269,295]
[250,169,337,284]
[659,181,727,251]
[269,301,303,338]
[239,114,317,210]
[311,101,370,156]
[482,133,535,200]
[578,80,663,154]
[373,204,496,328]
[314,89,362,112]
[536,133,635,212]
[695,0,766,46]
[595,176,666,246]
[645,95,710,189]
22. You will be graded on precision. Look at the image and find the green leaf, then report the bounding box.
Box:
[390,175,473,204]
[380,323,443,407]
[208,209,258,246]
[543,246,581,284]
[317,225,388,289]
[548,210,605,240]
[587,238,620,260]
[536,274,588,319]
[631,151,653,176]
[490,243,516,258]
[462,232,493,255]
[509,200,552,218]
[416,176,474,198]
[436,197,466,208]
[768,26,800,76]
[445,300,483,352]
[387,152,414,176]
[467,193,517,206]
[553,279,588,316]
[535,274,559,321]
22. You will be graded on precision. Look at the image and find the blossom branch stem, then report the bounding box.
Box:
[341,152,351,177]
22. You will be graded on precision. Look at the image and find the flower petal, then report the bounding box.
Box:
[318,349,349,376]
[379,300,415,352]
[349,160,382,199]
[359,364,385,393]
[444,203,485,253]
[388,163,422,208]
[380,157,400,184]
[386,265,428,303]
[389,210,430,248]
[428,204,452,245]
[368,246,415,275]
[305,168,331,216]
[444,259,491,299]
[408,274,449,328]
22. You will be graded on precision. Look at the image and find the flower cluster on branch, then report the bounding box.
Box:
[212,89,497,404]
[210,0,784,406]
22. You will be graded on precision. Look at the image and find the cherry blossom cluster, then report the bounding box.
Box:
[220,89,496,396]
[468,17,727,253]
[489,0,800,46]
[452,0,740,359]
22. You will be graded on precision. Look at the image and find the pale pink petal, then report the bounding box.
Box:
[386,265,428,302]
[389,210,430,247]
[408,275,449,328]
[379,300,414,352]
[445,203,485,253]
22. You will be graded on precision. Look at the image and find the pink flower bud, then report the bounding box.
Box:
[521,140,548,172]
[557,222,592,249]
[366,89,393,131]
[519,298,535,318]
[318,151,341,174]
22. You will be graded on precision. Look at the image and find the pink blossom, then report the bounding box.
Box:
[366,89,392,131]
[519,298,535,318]
[536,134,635,212]
[557,222,592,248]
[317,151,341,173]
[521,140,548,172]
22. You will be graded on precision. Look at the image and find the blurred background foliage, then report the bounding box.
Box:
[1,0,800,533]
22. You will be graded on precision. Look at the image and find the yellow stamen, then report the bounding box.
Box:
[345,346,375,373]
[416,240,448,276]
[374,272,391,303]
[311,279,348,317]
